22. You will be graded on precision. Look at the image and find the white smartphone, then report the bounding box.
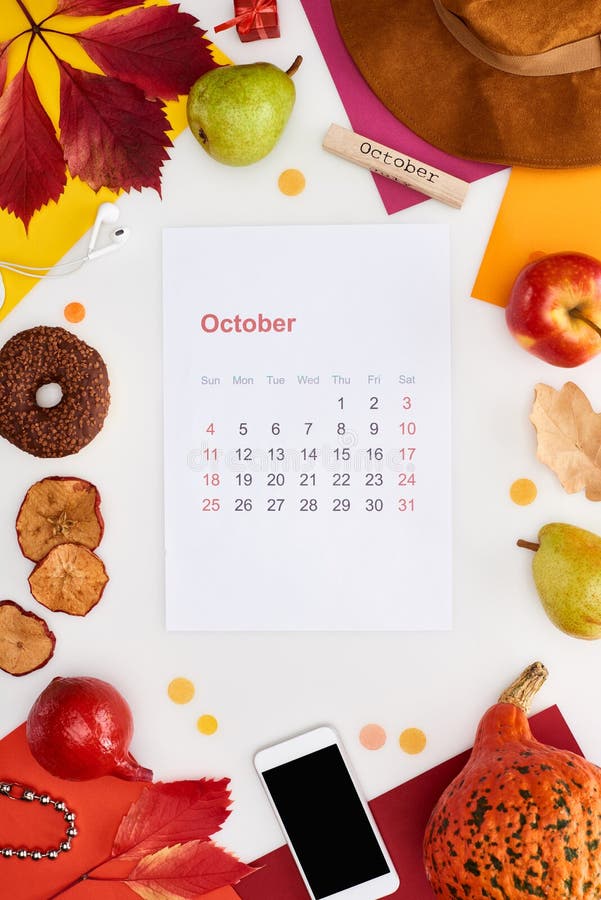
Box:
[254,726,400,900]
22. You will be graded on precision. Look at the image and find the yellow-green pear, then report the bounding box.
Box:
[186,56,302,166]
[518,523,601,639]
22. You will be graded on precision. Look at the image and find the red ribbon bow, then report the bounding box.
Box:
[215,0,277,35]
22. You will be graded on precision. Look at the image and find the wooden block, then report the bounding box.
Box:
[323,124,469,209]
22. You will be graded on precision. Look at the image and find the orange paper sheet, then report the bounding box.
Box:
[473,166,601,307]
[0,2,225,322]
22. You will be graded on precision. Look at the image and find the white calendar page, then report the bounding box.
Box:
[162,225,451,631]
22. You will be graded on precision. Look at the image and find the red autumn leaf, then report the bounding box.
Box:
[0,65,66,231]
[0,0,219,227]
[126,840,255,900]
[77,5,217,101]
[58,60,171,193]
[0,43,8,94]
[112,779,232,860]
[52,0,142,15]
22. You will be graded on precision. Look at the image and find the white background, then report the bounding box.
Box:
[1,0,601,870]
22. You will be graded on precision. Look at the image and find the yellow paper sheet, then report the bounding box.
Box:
[473,166,601,308]
[0,1,225,322]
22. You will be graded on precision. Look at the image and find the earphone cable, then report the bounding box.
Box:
[0,259,88,278]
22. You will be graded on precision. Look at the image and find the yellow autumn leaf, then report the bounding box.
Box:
[530,381,601,501]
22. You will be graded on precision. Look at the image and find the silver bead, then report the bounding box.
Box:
[66,827,78,838]
[22,790,35,802]
[39,795,51,805]
[64,811,76,822]
[31,851,43,861]
[55,801,66,812]
[60,841,71,852]
[0,783,11,795]
[16,849,28,859]
[1,848,13,858]
[47,850,59,860]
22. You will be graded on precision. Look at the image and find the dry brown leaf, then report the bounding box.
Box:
[530,382,601,500]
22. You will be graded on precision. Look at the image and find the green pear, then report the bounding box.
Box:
[518,523,601,639]
[186,56,302,166]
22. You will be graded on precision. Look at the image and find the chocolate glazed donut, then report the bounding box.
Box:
[0,327,110,458]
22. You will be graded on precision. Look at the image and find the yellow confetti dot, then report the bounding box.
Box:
[197,714,218,735]
[167,677,195,704]
[64,302,86,323]
[359,724,387,750]
[399,727,427,754]
[510,478,537,506]
[278,169,306,196]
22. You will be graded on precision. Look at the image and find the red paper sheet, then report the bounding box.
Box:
[235,706,582,899]
[0,724,238,900]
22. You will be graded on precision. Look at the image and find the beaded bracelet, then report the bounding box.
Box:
[0,782,78,860]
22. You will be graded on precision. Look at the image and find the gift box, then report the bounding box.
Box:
[215,0,280,42]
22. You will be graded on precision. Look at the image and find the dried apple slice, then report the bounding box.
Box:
[17,477,104,562]
[29,544,109,616]
[0,600,56,676]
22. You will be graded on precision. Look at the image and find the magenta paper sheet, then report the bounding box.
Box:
[301,0,504,214]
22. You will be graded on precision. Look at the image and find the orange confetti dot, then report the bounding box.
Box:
[399,727,427,754]
[510,478,537,506]
[197,714,218,735]
[64,302,86,323]
[167,677,195,704]
[278,169,306,196]
[359,724,387,750]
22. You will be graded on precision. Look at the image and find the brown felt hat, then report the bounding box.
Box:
[331,0,601,168]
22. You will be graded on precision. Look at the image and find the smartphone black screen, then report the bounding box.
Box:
[262,744,390,899]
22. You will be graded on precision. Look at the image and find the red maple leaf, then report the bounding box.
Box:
[0,0,218,229]
[112,778,232,860]
[126,840,256,900]
[53,0,143,16]
[0,42,9,94]
[0,64,67,230]
[77,5,217,100]
[58,61,171,193]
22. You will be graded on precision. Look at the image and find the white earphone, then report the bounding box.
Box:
[0,202,130,305]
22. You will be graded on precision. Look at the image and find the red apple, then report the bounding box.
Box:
[505,252,601,367]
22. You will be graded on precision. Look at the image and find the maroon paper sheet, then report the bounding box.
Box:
[235,706,582,899]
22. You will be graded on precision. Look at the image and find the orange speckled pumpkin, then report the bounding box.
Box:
[424,663,601,899]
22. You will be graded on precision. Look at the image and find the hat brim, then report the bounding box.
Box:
[331,0,601,168]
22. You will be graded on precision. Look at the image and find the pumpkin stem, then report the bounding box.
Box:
[498,661,548,713]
